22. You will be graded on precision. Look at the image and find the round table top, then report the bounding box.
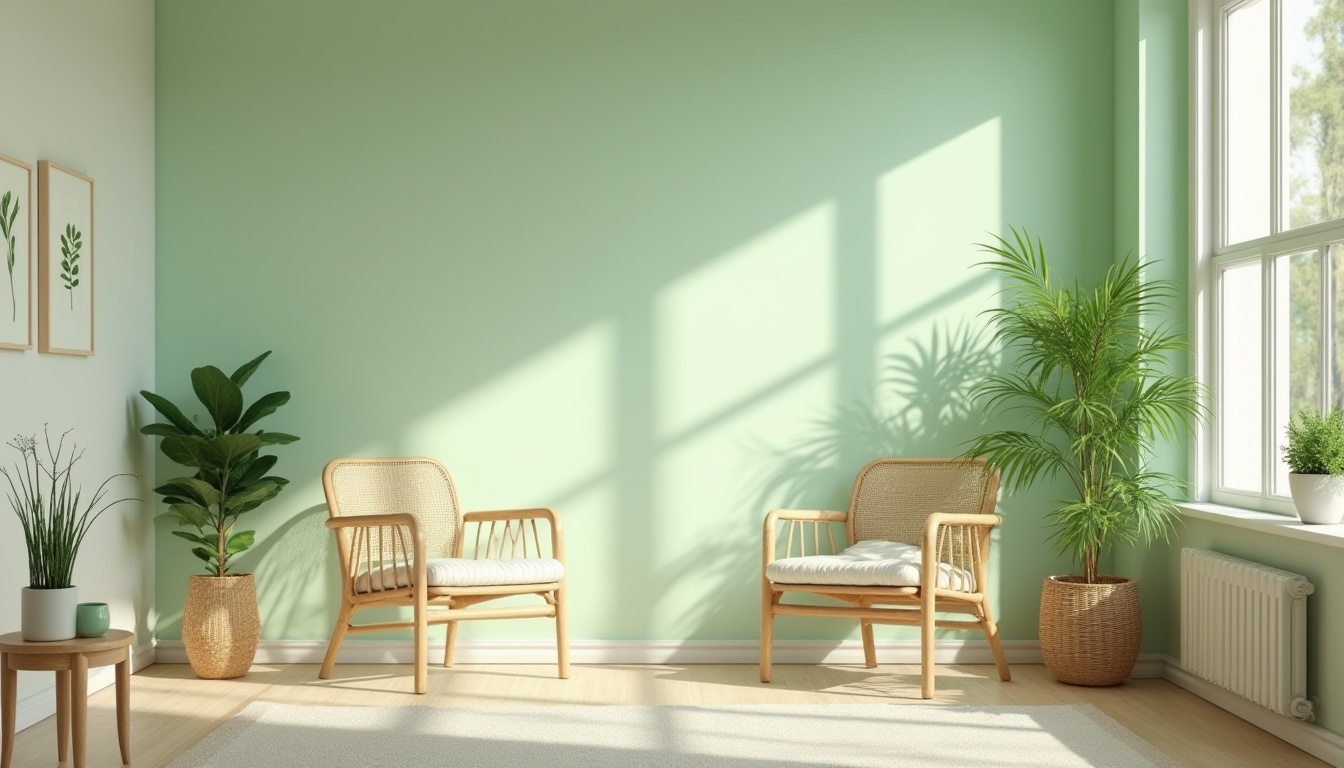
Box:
[0,629,133,654]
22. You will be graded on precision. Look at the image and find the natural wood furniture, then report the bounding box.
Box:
[320,457,569,694]
[0,628,132,768]
[760,457,1010,698]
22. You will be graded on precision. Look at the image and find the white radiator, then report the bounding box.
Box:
[1181,548,1315,720]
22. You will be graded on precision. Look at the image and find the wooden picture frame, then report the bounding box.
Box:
[0,153,33,351]
[38,161,94,356]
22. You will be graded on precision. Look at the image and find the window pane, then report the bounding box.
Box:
[1221,261,1264,492]
[1273,250,1321,495]
[1227,0,1272,245]
[1332,245,1344,412]
[1285,0,1343,230]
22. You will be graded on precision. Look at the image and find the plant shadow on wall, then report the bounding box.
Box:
[654,322,999,649]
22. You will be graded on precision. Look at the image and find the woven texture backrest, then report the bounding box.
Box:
[849,458,997,547]
[324,458,460,559]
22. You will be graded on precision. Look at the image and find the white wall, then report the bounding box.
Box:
[0,0,156,714]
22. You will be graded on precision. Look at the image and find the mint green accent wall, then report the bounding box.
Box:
[1112,0,1191,654]
[155,0,1116,643]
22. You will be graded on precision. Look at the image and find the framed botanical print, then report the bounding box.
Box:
[0,152,32,350]
[38,161,94,355]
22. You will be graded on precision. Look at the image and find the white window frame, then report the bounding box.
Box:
[1195,0,1344,514]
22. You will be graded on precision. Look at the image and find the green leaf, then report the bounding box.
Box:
[140,423,186,439]
[255,431,299,445]
[154,478,220,508]
[226,530,256,554]
[171,530,212,546]
[224,481,276,512]
[139,391,203,436]
[232,454,278,488]
[167,503,210,529]
[234,391,290,433]
[204,433,263,469]
[161,434,210,468]
[230,351,272,387]
[191,365,244,432]
[190,547,216,564]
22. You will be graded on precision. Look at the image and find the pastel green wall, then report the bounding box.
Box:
[1112,0,1191,654]
[155,0,1116,643]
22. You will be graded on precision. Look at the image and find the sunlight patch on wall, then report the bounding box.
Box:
[875,118,1002,330]
[405,321,616,506]
[648,367,835,638]
[655,203,836,440]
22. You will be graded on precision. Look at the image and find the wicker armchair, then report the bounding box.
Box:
[760,458,1008,698]
[319,457,568,694]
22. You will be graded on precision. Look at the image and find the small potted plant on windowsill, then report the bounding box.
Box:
[1283,407,1344,525]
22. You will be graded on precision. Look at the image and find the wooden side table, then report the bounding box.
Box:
[0,629,132,768]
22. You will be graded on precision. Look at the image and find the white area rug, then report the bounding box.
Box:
[169,703,1176,767]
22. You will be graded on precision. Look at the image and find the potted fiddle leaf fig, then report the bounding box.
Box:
[1283,407,1344,524]
[964,228,1205,686]
[140,351,298,679]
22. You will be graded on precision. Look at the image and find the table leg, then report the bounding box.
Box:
[1,652,14,768]
[71,653,87,768]
[56,669,70,762]
[115,655,130,764]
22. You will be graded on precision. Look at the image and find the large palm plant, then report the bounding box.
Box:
[964,229,1204,584]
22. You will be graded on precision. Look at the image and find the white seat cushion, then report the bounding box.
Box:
[765,539,975,591]
[356,558,564,593]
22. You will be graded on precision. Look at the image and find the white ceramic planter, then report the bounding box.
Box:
[1287,473,1344,524]
[21,586,78,641]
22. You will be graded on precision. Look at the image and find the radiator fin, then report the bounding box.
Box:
[1181,548,1315,721]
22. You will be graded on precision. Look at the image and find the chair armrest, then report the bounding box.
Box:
[921,513,1001,594]
[326,513,425,595]
[763,509,848,569]
[461,508,563,561]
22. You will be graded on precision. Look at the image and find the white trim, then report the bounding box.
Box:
[1177,501,1344,547]
[1164,659,1344,767]
[155,638,1052,666]
[15,639,155,733]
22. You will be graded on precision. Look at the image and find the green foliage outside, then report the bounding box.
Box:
[1286,0,1344,419]
[1283,407,1344,475]
[139,351,299,577]
[0,428,136,589]
[964,230,1206,584]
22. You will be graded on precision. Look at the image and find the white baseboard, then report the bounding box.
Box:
[1162,660,1344,767]
[16,640,155,733]
[152,637,1166,678]
[155,638,1056,666]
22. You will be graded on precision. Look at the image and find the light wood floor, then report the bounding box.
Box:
[7,662,1325,767]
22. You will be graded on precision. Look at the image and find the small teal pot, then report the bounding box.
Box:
[75,602,110,638]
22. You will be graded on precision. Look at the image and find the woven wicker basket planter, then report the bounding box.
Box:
[1038,575,1140,686]
[182,574,261,679]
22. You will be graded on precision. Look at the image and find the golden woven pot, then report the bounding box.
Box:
[182,574,261,679]
[1039,575,1140,686]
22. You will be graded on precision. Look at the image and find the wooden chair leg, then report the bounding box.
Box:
[319,602,354,680]
[860,620,877,668]
[759,579,774,683]
[981,602,1011,682]
[920,592,936,699]
[414,584,429,694]
[443,621,459,668]
[555,585,570,679]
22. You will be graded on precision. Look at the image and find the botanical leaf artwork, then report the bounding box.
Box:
[0,191,17,322]
[59,223,81,310]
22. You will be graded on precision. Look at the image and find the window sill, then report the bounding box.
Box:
[1177,502,1344,550]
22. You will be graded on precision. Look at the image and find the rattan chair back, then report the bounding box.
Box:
[848,458,998,547]
[325,457,462,561]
